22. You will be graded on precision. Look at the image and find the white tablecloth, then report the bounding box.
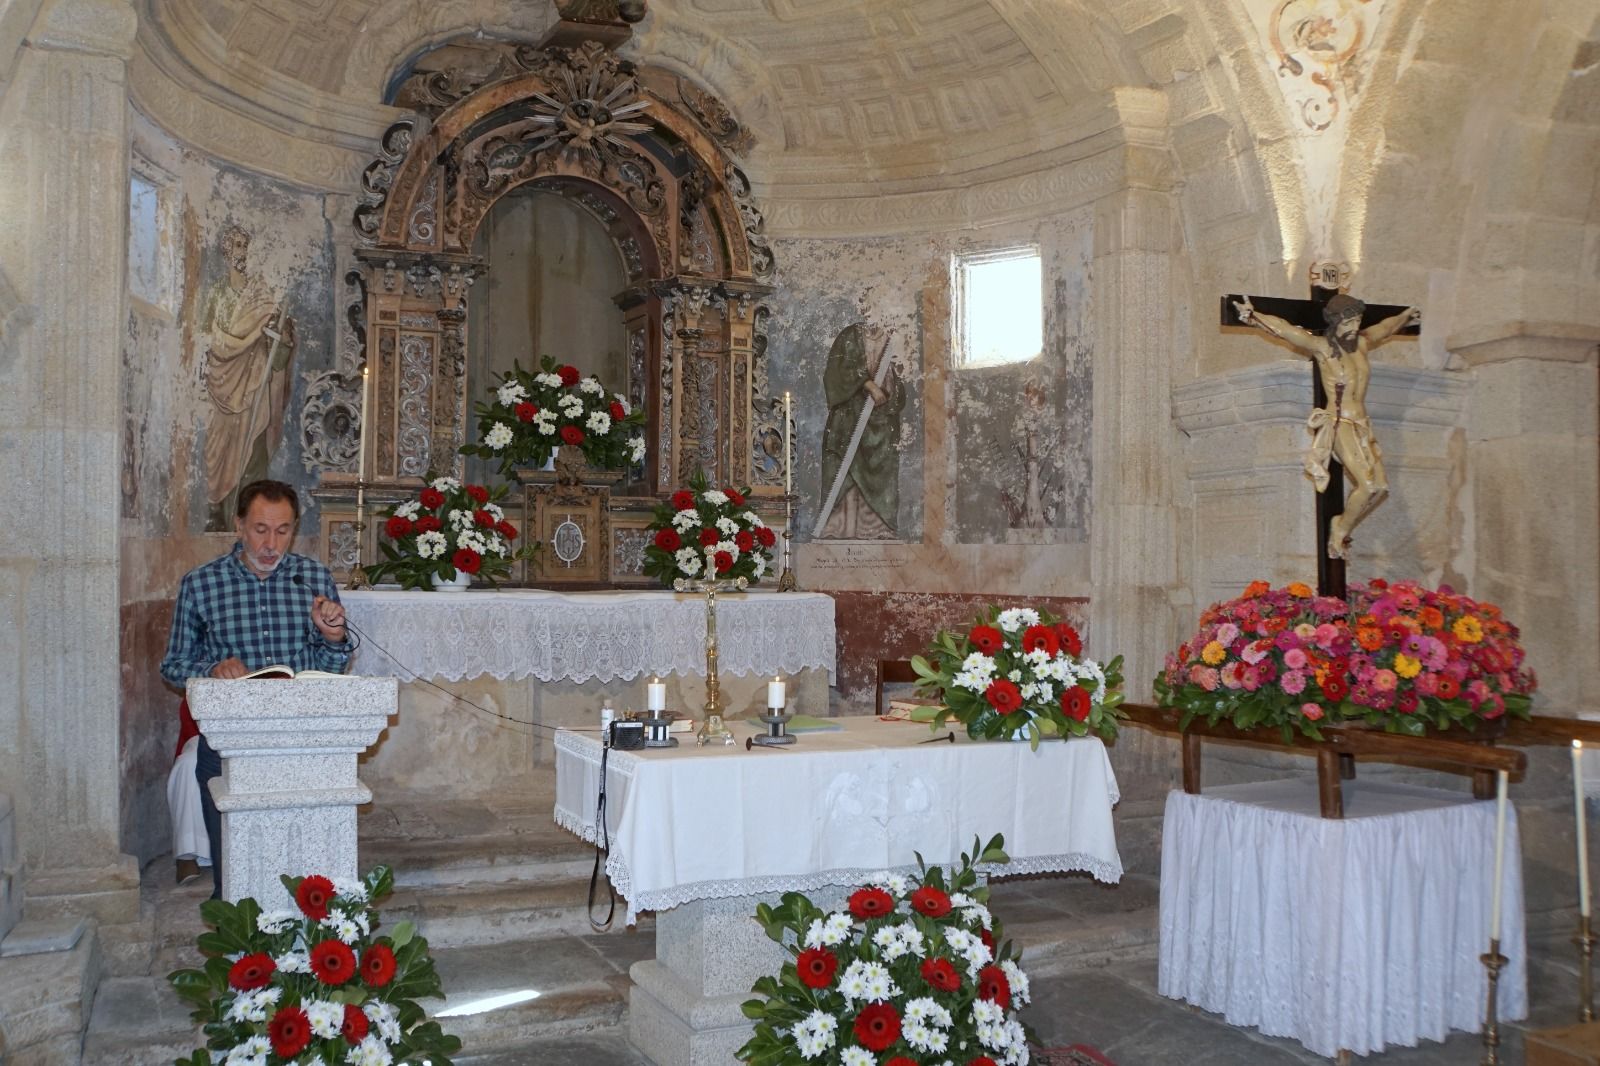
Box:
[342,589,835,684]
[555,717,1123,923]
[1158,780,1527,1057]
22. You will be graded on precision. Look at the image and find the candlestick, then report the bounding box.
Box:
[1480,939,1507,1065]
[768,676,786,709]
[783,390,792,497]
[1578,741,1591,918]
[647,677,666,713]
[1490,770,1508,943]
[358,363,369,484]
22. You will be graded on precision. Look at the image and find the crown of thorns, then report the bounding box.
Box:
[1322,293,1365,325]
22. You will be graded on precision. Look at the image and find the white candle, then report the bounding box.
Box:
[768,676,786,709]
[1490,769,1510,942]
[1577,740,1592,918]
[647,677,666,712]
[358,363,370,484]
[783,391,792,496]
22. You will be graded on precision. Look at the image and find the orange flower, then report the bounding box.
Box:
[1244,580,1271,598]
[1356,626,1384,652]
[1286,582,1313,598]
[1264,617,1288,634]
[1419,606,1444,630]
[1357,613,1377,627]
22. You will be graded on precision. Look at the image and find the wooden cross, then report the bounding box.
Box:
[1219,284,1419,598]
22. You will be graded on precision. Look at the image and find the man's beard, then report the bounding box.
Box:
[245,549,286,575]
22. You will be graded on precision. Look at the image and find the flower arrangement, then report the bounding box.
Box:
[908,607,1124,746]
[365,474,535,590]
[459,356,646,477]
[1154,579,1536,740]
[167,866,460,1066]
[738,835,1035,1066]
[642,470,777,588]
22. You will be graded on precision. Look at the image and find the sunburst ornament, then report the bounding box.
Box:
[525,43,652,163]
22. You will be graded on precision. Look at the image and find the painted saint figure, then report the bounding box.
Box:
[1232,292,1420,559]
[818,322,903,540]
[201,225,297,530]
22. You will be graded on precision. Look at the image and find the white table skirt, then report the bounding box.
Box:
[342,588,836,684]
[1158,780,1527,1058]
[555,717,1124,923]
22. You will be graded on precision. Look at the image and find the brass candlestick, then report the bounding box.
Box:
[1578,914,1597,1021]
[674,575,746,745]
[345,478,372,591]
[1480,940,1507,1065]
[777,494,798,592]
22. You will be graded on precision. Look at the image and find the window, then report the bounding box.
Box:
[953,246,1042,368]
[128,165,176,313]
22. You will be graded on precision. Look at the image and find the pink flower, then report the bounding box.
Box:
[1373,669,1398,692]
[1467,680,1493,706]
[1369,689,1396,711]
[1221,661,1244,690]
[1188,664,1208,686]
[1241,640,1270,666]
[1445,659,1470,681]
[1241,666,1261,691]
[1355,661,1378,684]
[1280,670,1307,695]
[1283,648,1308,671]
[1483,693,1506,719]
[1216,623,1239,645]
[1197,667,1220,692]
[1421,637,1448,671]
[1301,702,1324,721]
[1294,623,1317,641]
[1415,671,1440,696]
[1314,623,1341,650]
[1275,631,1302,652]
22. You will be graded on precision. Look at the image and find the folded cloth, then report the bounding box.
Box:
[167,735,212,864]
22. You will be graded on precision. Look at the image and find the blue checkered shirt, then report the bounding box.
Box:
[160,546,352,686]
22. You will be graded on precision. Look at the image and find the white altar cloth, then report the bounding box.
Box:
[341,589,835,684]
[1158,779,1527,1058]
[555,717,1123,923]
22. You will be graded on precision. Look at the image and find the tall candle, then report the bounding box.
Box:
[768,676,786,709]
[647,677,666,712]
[1577,740,1592,918]
[1491,769,1510,942]
[783,390,792,496]
[358,363,370,484]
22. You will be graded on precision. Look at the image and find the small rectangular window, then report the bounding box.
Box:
[128,164,177,313]
[953,246,1042,368]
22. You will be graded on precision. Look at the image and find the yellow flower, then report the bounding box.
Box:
[1286,582,1313,598]
[1201,640,1226,666]
[1452,616,1483,644]
[1393,653,1422,679]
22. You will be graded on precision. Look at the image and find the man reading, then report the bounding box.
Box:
[160,479,351,897]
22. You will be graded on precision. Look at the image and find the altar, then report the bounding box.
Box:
[341,589,836,794]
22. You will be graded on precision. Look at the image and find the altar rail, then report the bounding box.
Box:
[1117,703,1567,819]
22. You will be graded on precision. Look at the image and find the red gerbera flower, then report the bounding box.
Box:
[268,1005,311,1058]
[654,528,681,551]
[921,956,960,992]
[726,488,746,506]
[969,1058,999,1066]
[415,514,442,533]
[497,520,518,540]
[384,515,413,539]
[341,1002,369,1043]
[985,678,1023,715]
[560,425,585,446]
[735,530,754,552]
[452,547,482,575]
[713,550,733,573]
[1056,623,1083,657]
[295,875,334,920]
[1061,685,1091,722]
[853,1003,901,1052]
[228,952,276,991]
[977,963,1012,1009]
[360,943,397,988]
[558,365,581,387]
[419,487,444,510]
[886,1059,919,1066]
[310,939,357,986]
[514,401,538,422]
[466,484,489,504]
[755,525,776,547]
[796,947,838,989]
[968,624,1005,655]
[911,885,952,918]
[699,528,720,547]
[980,928,996,954]
[1021,624,1059,656]
[473,508,496,527]
[671,490,696,511]
[848,886,895,920]
[609,401,626,420]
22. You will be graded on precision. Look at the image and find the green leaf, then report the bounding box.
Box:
[389,920,415,949]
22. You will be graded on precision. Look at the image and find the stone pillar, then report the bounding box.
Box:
[187,678,396,909]
[0,0,140,921]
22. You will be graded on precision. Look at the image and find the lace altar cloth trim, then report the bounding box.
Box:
[554,720,1124,924]
[343,589,836,683]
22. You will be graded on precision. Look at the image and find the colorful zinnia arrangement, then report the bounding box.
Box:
[738,835,1035,1066]
[459,356,647,477]
[168,866,460,1066]
[909,606,1124,746]
[642,470,777,587]
[1155,579,1536,740]
[366,473,534,589]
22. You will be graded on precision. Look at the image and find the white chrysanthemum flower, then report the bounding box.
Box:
[822,912,851,945]
[496,381,528,406]
[677,553,702,577]
[459,529,488,554]
[674,547,700,570]
[741,510,764,527]
[320,914,362,945]
[536,372,563,388]
[840,1048,874,1066]
[701,489,729,506]
[973,999,1005,1026]
[274,950,309,973]
[558,393,584,411]
[346,1035,394,1066]
[536,419,556,435]
[333,878,368,903]
[484,422,514,450]
[791,1010,838,1060]
[715,516,739,537]
[953,652,998,693]
[430,476,461,493]
[304,999,343,1040]
[224,1035,272,1066]
[448,508,474,529]
[629,435,646,462]
[416,531,447,559]
[996,607,1041,633]
[362,1000,402,1043]
[613,392,631,414]
[961,903,993,930]
[392,500,420,520]
[714,539,739,559]
[579,377,605,395]
[671,509,701,531]
[1000,958,1031,1006]
[483,502,504,521]
[255,909,297,935]
[586,411,612,435]
[752,555,767,579]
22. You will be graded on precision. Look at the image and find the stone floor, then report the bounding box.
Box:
[75,782,1587,1065]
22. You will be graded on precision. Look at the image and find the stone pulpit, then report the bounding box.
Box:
[186,677,397,909]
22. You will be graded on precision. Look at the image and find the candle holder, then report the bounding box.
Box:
[1480,940,1508,1065]
[345,478,372,591]
[641,712,678,748]
[777,494,799,592]
[674,575,746,746]
[753,705,796,747]
[1577,914,1597,1021]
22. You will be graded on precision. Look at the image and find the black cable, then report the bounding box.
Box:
[587,735,617,931]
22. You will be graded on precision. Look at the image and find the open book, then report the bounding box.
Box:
[242,666,347,680]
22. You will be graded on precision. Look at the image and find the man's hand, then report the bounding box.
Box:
[211,657,248,680]
[312,595,347,642]
[863,380,888,405]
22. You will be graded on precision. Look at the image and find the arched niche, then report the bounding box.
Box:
[320,39,780,584]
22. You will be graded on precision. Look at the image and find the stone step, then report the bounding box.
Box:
[362,828,597,889]
[384,875,654,948]
[987,873,1162,977]
[81,975,203,1066]
[0,925,101,1063]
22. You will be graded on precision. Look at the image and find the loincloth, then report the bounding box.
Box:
[1304,409,1381,492]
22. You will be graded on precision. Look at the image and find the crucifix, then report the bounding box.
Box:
[1220,263,1420,598]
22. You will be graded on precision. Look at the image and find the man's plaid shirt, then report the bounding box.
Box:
[160,546,352,685]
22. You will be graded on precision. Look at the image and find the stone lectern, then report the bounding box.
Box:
[186,677,397,909]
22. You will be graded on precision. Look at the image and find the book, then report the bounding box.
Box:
[241,666,347,680]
